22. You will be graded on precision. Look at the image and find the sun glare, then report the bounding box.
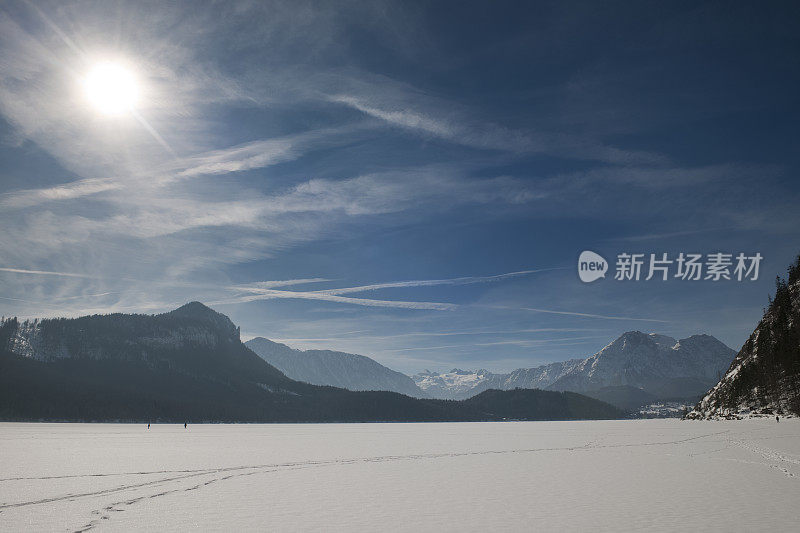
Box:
[83,62,139,116]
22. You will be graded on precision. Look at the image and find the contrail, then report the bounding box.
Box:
[486,305,669,323]
[209,289,457,311]
[235,268,564,297]
[0,267,95,279]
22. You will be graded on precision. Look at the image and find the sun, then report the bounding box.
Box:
[83,62,139,116]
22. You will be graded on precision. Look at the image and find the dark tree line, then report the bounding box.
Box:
[720,254,800,415]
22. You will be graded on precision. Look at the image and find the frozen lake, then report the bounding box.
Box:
[1,419,798,531]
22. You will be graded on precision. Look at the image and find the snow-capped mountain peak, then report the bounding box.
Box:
[413,331,736,403]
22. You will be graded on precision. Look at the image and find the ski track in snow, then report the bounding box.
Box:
[675,425,800,479]
[724,438,800,478]
[0,428,763,531]
[1,421,798,532]
[3,429,734,509]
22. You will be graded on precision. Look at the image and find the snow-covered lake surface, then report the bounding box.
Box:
[1,419,798,532]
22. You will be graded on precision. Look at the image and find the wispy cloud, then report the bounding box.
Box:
[314,268,563,295]
[271,327,597,343]
[328,93,667,165]
[329,95,455,138]
[608,228,725,243]
[0,123,373,211]
[172,124,370,180]
[381,334,610,352]
[1,178,121,209]
[508,306,669,323]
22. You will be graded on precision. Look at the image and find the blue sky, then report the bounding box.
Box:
[1,1,799,374]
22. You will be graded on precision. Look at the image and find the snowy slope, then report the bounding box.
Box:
[245,337,426,398]
[549,332,734,395]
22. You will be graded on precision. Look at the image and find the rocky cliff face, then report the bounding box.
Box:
[688,259,800,419]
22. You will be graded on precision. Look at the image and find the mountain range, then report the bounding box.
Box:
[412,332,736,409]
[241,328,735,411]
[4,254,798,421]
[413,361,583,401]
[0,302,623,422]
[225,326,736,411]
